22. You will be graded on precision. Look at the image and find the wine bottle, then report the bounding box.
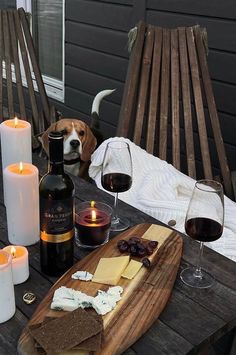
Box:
[39,131,74,276]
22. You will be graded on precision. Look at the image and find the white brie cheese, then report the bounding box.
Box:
[71,271,93,281]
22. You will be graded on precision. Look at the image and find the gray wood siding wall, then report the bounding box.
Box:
[63,0,236,172]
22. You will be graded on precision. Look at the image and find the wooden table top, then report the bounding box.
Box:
[0,153,236,355]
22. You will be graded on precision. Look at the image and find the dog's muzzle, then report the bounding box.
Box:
[70,139,80,149]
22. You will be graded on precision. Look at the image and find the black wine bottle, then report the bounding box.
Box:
[39,132,74,276]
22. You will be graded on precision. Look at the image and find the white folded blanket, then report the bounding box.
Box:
[89,137,236,262]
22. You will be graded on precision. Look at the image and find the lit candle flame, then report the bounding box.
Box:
[11,246,16,258]
[91,201,95,208]
[14,117,18,128]
[91,209,96,222]
[19,162,23,174]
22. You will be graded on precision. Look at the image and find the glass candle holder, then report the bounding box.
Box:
[75,201,112,249]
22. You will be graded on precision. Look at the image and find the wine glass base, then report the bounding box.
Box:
[111,217,130,232]
[180,266,214,289]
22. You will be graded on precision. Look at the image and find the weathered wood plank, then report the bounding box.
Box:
[13,9,39,132]
[178,27,196,178]
[146,27,162,155]
[117,21,146,137]
[159,28,170,161]
[8,10,26,120]
[0,310,28,354]
[170,28,180,170]
[159,289,225,346]
[2,10,14,118]
[186,27,212,179]
[133,25,154,146]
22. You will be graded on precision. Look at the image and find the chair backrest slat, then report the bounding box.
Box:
[3,11,14,118]
[18,8,50,126]
[195,27,233,197]
[0,12,3,118]
[186,27,213,180]
[8,10,26,120]
[117,21,146,137]
[178,27,196,178]
[147,27,162,155]
[159,28,170,161]
[170,28,180,170]
[134,25,154,146]
[14,9,39,133]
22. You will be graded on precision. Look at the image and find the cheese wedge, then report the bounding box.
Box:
[122,259,142,280]
[92,256,130,285]
[142,224,173,246]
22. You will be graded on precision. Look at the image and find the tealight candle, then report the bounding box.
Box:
[0,117,32,170]
[3,162,39,246]
[0,250,15,323]
[3,246,29,285]
[75,201,112,249]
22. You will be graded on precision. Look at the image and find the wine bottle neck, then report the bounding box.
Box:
[49,161,64,174]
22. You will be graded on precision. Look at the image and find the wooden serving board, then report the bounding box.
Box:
[18,223,183,355]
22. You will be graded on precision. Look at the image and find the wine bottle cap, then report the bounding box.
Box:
[48,131,64,163]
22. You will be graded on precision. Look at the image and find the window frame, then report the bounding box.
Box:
[16,0,65,102]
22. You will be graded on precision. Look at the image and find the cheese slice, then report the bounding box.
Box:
[92,256,130,285]
[142,224,173,246]
[121,259,143,280]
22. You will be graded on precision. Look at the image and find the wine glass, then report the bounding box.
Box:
[101,140,132,232]
[180,179,224,289]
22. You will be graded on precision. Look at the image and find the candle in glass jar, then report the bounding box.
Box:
[0,117,32,170]
[0,250,15,323]
[75,201,112,248]
[3,246,29,285]
[3,162,39,246]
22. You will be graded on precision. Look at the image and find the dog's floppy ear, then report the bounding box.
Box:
[39,122,58,156]
[80,126,97,162]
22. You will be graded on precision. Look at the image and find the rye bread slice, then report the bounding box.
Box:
[29,308,102,353]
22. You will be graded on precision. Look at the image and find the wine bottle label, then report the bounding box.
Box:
[40,230,74,243]
[40,197,74,243]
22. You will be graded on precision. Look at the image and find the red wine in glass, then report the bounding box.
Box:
[101,141,132,232]
[101,173,132,193]
[180,179,224,289]
[185,217,223,243]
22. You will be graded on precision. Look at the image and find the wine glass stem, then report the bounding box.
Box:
[194,242,204,278]
[113,193,119,222]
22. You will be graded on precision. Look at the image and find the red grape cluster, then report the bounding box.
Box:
[117,236,158,261]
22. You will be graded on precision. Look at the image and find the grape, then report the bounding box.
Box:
[148,241,158,250]
[137,245,147,257]
[129,236,140,243]
[130,245,138,256]
[117,240,129,253]
[146,246,153,256]
[117,239,126,247]
[142,257,151,268]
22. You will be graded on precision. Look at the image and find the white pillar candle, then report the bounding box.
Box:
[4,162,40,246]
[0,117,32,169]
[0,250,15,323]
[3,246,29,285]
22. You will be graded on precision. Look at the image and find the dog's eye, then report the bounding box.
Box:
[79,130,85,136]
[61,129,68,135]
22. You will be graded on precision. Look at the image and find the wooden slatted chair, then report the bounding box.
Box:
[117,21,234,200]
[0,7,59,147]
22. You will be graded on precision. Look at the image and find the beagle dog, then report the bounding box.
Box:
[40,89,115,179]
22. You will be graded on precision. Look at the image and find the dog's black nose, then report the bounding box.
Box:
[70,139,80,148]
